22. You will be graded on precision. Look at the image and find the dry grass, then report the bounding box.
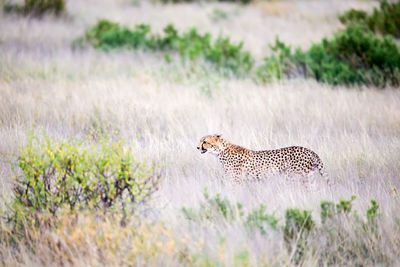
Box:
[1,0,400,266]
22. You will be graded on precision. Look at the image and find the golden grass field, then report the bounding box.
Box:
[1,0,400,266]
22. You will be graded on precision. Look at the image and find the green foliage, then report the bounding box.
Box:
[158,0,251,4]
[246,204,278,234]
[182,190,278,235]
[320,196,356,224]
[81,20,155,51]
[339,9,369,26]
[318,198,386,265]
[234,250,251,267]
[336,195,356,213]
[3,2,23,14]
[339,0,400,38]
[365,199,380,231]
[257,25,400,87]
[75,19,254,77]
[366,199,379,220]
[3,0,66,17]
[283,208,314,264]
[255,38,304,83]
[284,209,314,239]
[9,134,161,228]
[209,8,229,23]
[79,17,400,86]
[320,200,336,224]
[182,190,244,222]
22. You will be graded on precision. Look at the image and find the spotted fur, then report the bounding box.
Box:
[197,134,328,184]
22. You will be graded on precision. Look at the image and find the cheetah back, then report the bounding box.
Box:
[245,146,322,178]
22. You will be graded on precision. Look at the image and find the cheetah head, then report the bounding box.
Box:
[197,134,224,155]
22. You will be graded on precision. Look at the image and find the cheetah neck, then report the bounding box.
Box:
[216,139,251,157]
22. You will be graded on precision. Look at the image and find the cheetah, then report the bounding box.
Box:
[197,134,329,184]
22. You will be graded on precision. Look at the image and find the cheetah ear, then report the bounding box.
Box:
[215,134,222,138]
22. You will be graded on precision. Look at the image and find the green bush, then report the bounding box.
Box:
[208,8,229,23]
[159,0,251,4]
[182,190,244,222]
[336,195,356,213]
[365,199,380,232]
[245,204,278,234]
[320,200,336,224]
[75,19,254,77]
[3,0,66,17]
[9,134,161,229]
[320,195,356,223]
[317,197,387,265]
[283,208,314,264]
[366,199,379,221]
[180,194,387,265]
[255,38,304,83]
[81,20,156,50]
[339,0,400,38]
[257,25,400,87]
[182,190,278,235]
[79,18,400,86]
[339,9,369,26]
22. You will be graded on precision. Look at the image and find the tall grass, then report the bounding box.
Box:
[1,0,400,266]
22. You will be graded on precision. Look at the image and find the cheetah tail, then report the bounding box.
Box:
[318,163,328,177]
[318,162,334,186]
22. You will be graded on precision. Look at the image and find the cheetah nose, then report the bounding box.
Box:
[197,146,200,150]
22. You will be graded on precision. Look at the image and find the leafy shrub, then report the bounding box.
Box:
[209,8,229,23]
[159,0,251,4]
[182,190,278,235]
[336,195,356,213]
[75,19,254,77]
[255,38,305,83]
[320,196,356,223]
[339,0,400,38]
[3,0,66,17]
[81,20,155,51]
[0,210,192,266]
[366,199,379,221]
[365,199,380,232]
[320,200,336,224]
[9,134,161,229]
[182,190,243,222]
[283,208,314,263]
[246,204,278,234]
[317,197,387,266]
[339,9,369,26]
[257,25,400,87]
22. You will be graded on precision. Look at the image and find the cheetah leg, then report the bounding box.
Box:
[224,169,242,185]
[281,172,294,186]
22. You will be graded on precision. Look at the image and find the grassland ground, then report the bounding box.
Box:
[1,0,400,266]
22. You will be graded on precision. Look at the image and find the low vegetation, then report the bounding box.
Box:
[3,0,66,17]
[256,1,400,87]
[339,0,400,38]
[158,0,251,4]
[256,24,400,87]
[77,17,400,87]
[180,193,390,265]
[75,19,254,77]
[182,190,279,232]
[1,175,393,266]
[6,133,161,234]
